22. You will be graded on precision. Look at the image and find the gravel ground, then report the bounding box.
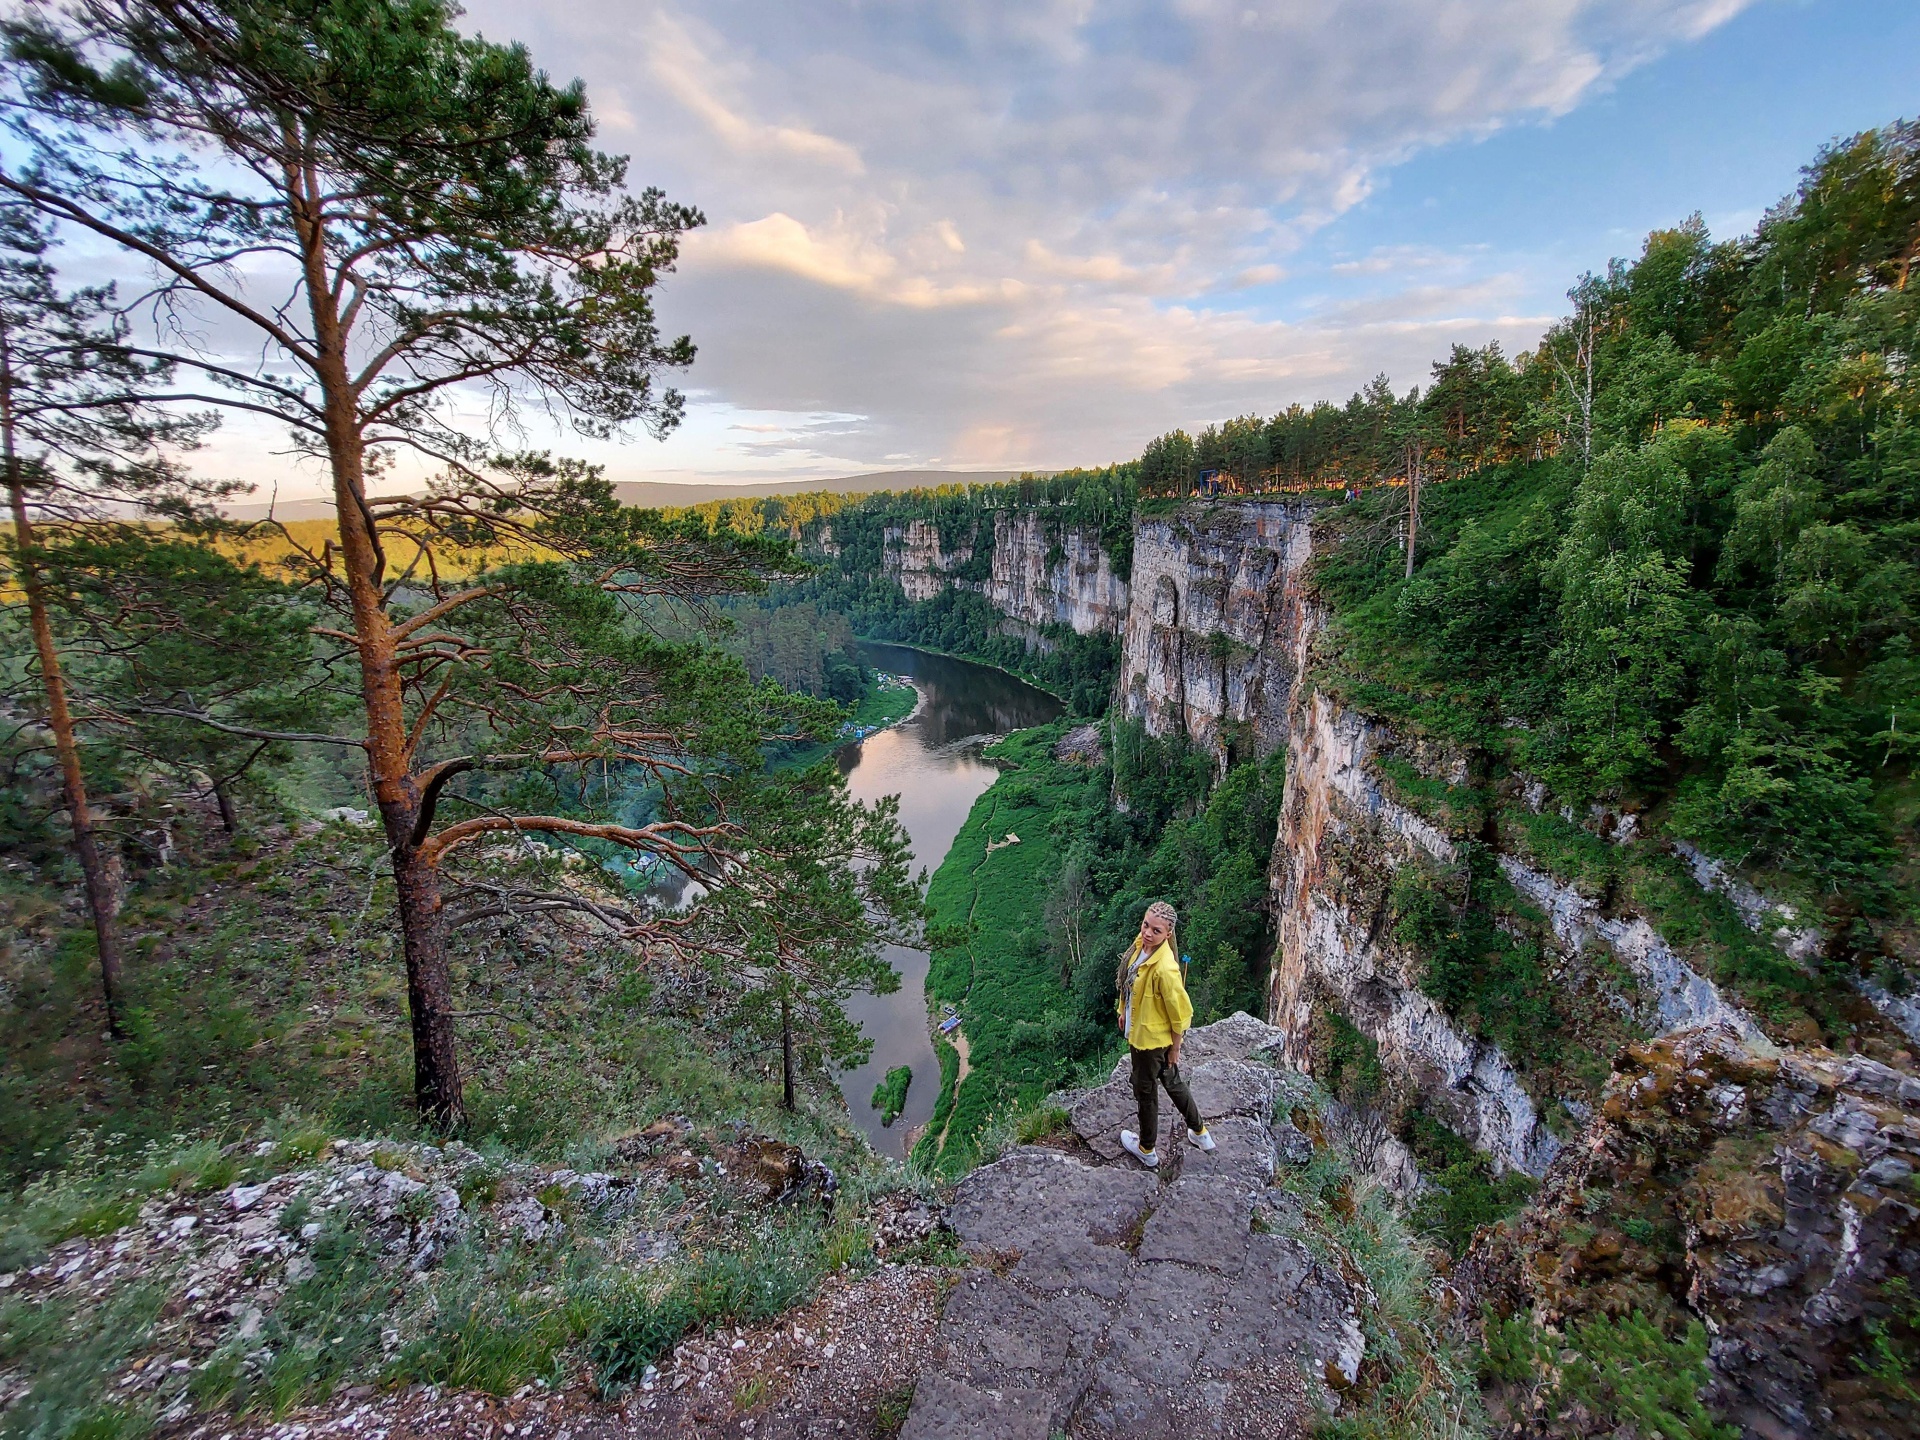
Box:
[165,1263,949,1440]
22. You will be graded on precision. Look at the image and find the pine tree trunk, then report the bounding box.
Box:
[211,775,238,834]
[393,839,462,1128]
[1404,449,1422,580]
[3,358,126,1038]
[294,158,463,1129]
[781,993,796,1111]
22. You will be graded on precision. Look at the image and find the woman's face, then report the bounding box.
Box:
[1140,911,1172,948]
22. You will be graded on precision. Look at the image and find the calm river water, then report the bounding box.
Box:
[834,642,1063,1158]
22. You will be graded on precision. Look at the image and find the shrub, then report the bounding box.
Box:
[1559,1311,1737,1440]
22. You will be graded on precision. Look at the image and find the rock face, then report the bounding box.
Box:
[1269,691,1563,1181]
[881,511,1128,636]
[984,510,1130,637]
[903,1015,1359,1440]
[1116,501,1321,759]
[1498,853,1769,1047]
[1462,1025,1920,1440]
[884,518,975,602]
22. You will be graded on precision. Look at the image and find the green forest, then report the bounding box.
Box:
[0,0,1914,1424]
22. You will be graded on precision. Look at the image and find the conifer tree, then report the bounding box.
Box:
[0,207,214,1038]
[0,0,916,1126]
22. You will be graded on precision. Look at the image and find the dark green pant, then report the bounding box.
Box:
[1130,1045,1203,1150]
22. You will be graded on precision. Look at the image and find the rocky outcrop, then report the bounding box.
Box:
[983,511,1129,637]
[902,1014,1360,1440]
[881,511,1128,637]
[884,518,974,602]
[1269,691,1562,1181]
[1116,501,1321,759]
[1499,854,1771,1049]
[1676,837,1920,1048]
[1462,1025,1920,1440]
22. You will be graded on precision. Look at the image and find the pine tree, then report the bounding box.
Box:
[0,207,216,1038]
[0,0,917,1126]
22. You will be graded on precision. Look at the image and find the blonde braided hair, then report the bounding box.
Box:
[1116,901,1180,999]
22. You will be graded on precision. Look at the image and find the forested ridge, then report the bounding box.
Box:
[0,3,1915,1424]
[724,118,1920,925]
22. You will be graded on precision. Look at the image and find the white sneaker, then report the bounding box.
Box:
[1119,1129,1160,1169]
[1188,1127,1217,1152]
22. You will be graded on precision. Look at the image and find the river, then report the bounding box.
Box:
[834,641,1063,1158]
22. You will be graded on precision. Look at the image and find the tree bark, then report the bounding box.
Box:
[210,774,238,834]
[2,333,126,1037]
[1404,444,1423,580]
[290,142,463,1129]
[781,992,796,1111]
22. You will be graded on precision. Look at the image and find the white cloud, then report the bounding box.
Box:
[439,2,1764,479]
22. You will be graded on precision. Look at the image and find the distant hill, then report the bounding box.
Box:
[221,470,1029,521]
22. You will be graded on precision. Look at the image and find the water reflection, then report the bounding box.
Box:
[835,643,1063,1158]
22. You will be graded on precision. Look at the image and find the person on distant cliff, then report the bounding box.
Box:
[1116,900,1214,1168]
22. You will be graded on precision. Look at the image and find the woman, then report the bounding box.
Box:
[1115,900,1214,1168]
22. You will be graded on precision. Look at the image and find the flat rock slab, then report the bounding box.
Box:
[1011,1234,1135,1299]
[1073,1059,1275,1162]
[1177,1115,1276,1187]
[907,1017,1361,1440]
[951,1148,1157,1251]
[1138,1174,1256,1271]
[900,1371,1054,1440]
[1073,1080,1178,1161]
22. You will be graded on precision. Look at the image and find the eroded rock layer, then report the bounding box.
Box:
[1461,1025,1920,1440]
[1269,690,1562,1181]
[1116,501,1320,757]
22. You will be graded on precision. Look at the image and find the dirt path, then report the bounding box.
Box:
[932,1029,971,1157]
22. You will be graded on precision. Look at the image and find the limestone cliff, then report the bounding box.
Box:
[882,511,1129,635]
[982,510,1129,636]
[1115,501,1320,759]
[1268,691,1564,1182]
[883,518,973,603]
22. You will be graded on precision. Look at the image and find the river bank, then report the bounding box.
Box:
[831,642,1062,1158]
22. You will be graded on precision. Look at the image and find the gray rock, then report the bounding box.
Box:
[1175,1011,1288,1065]
[1183,1057,1276,1122]
[1071,1078,1177,1162]
[1010,1235,1135,1299]
[951,1149,1157,1252]
[1272,1121,1315,1166]
[1104,1261,1221,1388]
[900,1370,1054,1440]
[935,1272,1083,1384]
[1137,1174,1254,1271]
[1175,1115,1274,1185]
[909,1015,1367,1434]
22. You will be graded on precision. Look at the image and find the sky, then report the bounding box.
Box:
[192,0,1920,496]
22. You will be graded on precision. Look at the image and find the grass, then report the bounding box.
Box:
[0,1284,166,1440]
[1404,1113,1535,1256]
[848,676,918,731]
[1,811,886,1190]
[588,1218,871,1392]
[1277,1093,1489,1440]
[909,719,1110,1173]
[1478,1310,1736,1440]
[0,786,940,1429]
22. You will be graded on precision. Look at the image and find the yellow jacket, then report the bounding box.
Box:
[1117,939,1193,1050]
